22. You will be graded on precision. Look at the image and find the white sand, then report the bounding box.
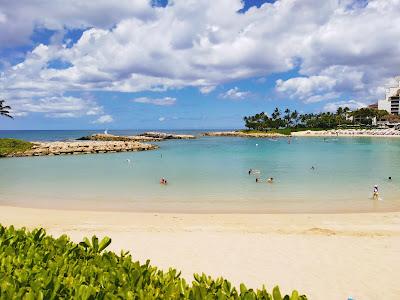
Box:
[1,205,399,300]
[292,129,400,138]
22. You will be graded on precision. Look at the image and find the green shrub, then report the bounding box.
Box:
[0,138,33,157]
[0,224,307,299]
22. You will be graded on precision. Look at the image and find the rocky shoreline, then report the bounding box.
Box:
[78,132,196,142]
[3,132,196,158]
[5,141,158,157]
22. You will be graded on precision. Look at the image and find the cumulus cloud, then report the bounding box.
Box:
[219,87,251,100]
[0,0,154,48]
[276,76,337,103]
[4,95,105,118]
[0,0,399,114]
[92,115,114,124]
[323,100,366,112]
[199,86,216,94]
[133,96,176,106]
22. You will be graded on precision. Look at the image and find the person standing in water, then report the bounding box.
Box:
[373,185,379,200]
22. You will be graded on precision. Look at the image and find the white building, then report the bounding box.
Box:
[378,77,400,115]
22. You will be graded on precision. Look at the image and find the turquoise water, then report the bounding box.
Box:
[0,130,400,213]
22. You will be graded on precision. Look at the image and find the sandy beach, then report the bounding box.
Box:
[1,205,399,299]
[292,129,400,138]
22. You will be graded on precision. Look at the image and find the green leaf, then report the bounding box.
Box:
[240,283,247,294]
[273,286,283,300]
[98,237,111,252]
[290,290,299,300]
[91,236,99,252]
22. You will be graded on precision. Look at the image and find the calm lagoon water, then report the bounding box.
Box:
[1,130,399,213]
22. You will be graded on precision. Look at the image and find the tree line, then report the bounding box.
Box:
[243,107,390,130]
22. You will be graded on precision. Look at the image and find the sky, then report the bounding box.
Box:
[0,0,400,130]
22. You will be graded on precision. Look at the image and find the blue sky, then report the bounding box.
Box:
[0,0,399,130]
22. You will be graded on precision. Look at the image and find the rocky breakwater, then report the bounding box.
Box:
[78,132,196,141]
[203,131,286,138]
[139,132,196,139]
[6,141,158,157]
[77,133,162,142]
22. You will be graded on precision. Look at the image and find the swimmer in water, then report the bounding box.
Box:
[388,176,392,180]
[160,177,168,185]
[311,166,315,170]
[267,177,274,183]
[256,177,260,183]
[373,185,379,200]
[248,169,252,175]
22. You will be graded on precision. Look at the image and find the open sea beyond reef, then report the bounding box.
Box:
[1,130,400,213]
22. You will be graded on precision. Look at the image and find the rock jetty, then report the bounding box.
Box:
[203,131,286,138]
[78,132,195,142]
[77,133,161,142]
[6,141,157,157]
[139,132,196,139]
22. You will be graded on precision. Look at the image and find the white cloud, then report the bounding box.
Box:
[0,0,154,48]
[0,0,399,112]
[93,114,113,124]
[199,86,216,94]
[158,116,166,122]
[276,76,336,102]
[3,95,104,118]
[323,100,366,112]
[133,97,176,106]
[219,87,251,100]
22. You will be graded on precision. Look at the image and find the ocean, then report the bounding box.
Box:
[0,130,399,213]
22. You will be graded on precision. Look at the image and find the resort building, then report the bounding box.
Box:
[378,77,400,115]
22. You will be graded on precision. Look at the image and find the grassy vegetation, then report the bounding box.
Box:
[0,138,33,157]
[240,129,291,135]
[0,225,307,299]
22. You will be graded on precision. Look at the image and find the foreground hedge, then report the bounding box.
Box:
[0,225,307,299]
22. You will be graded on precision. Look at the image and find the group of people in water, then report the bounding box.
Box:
[249,169,274,183]
[249,166,390,201]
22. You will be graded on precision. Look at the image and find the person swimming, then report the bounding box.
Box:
[267,177,274,183]
[388,176,392,180]
[160,177,168,185]
[373,185,379,200]
[256,177,260,183]
[248,169,252,175]
[311,166,315,170]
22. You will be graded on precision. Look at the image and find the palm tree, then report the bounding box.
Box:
[271,107,280,120]
[291,110,299,127]
[283,108,291,127]
[0,100,13,119]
